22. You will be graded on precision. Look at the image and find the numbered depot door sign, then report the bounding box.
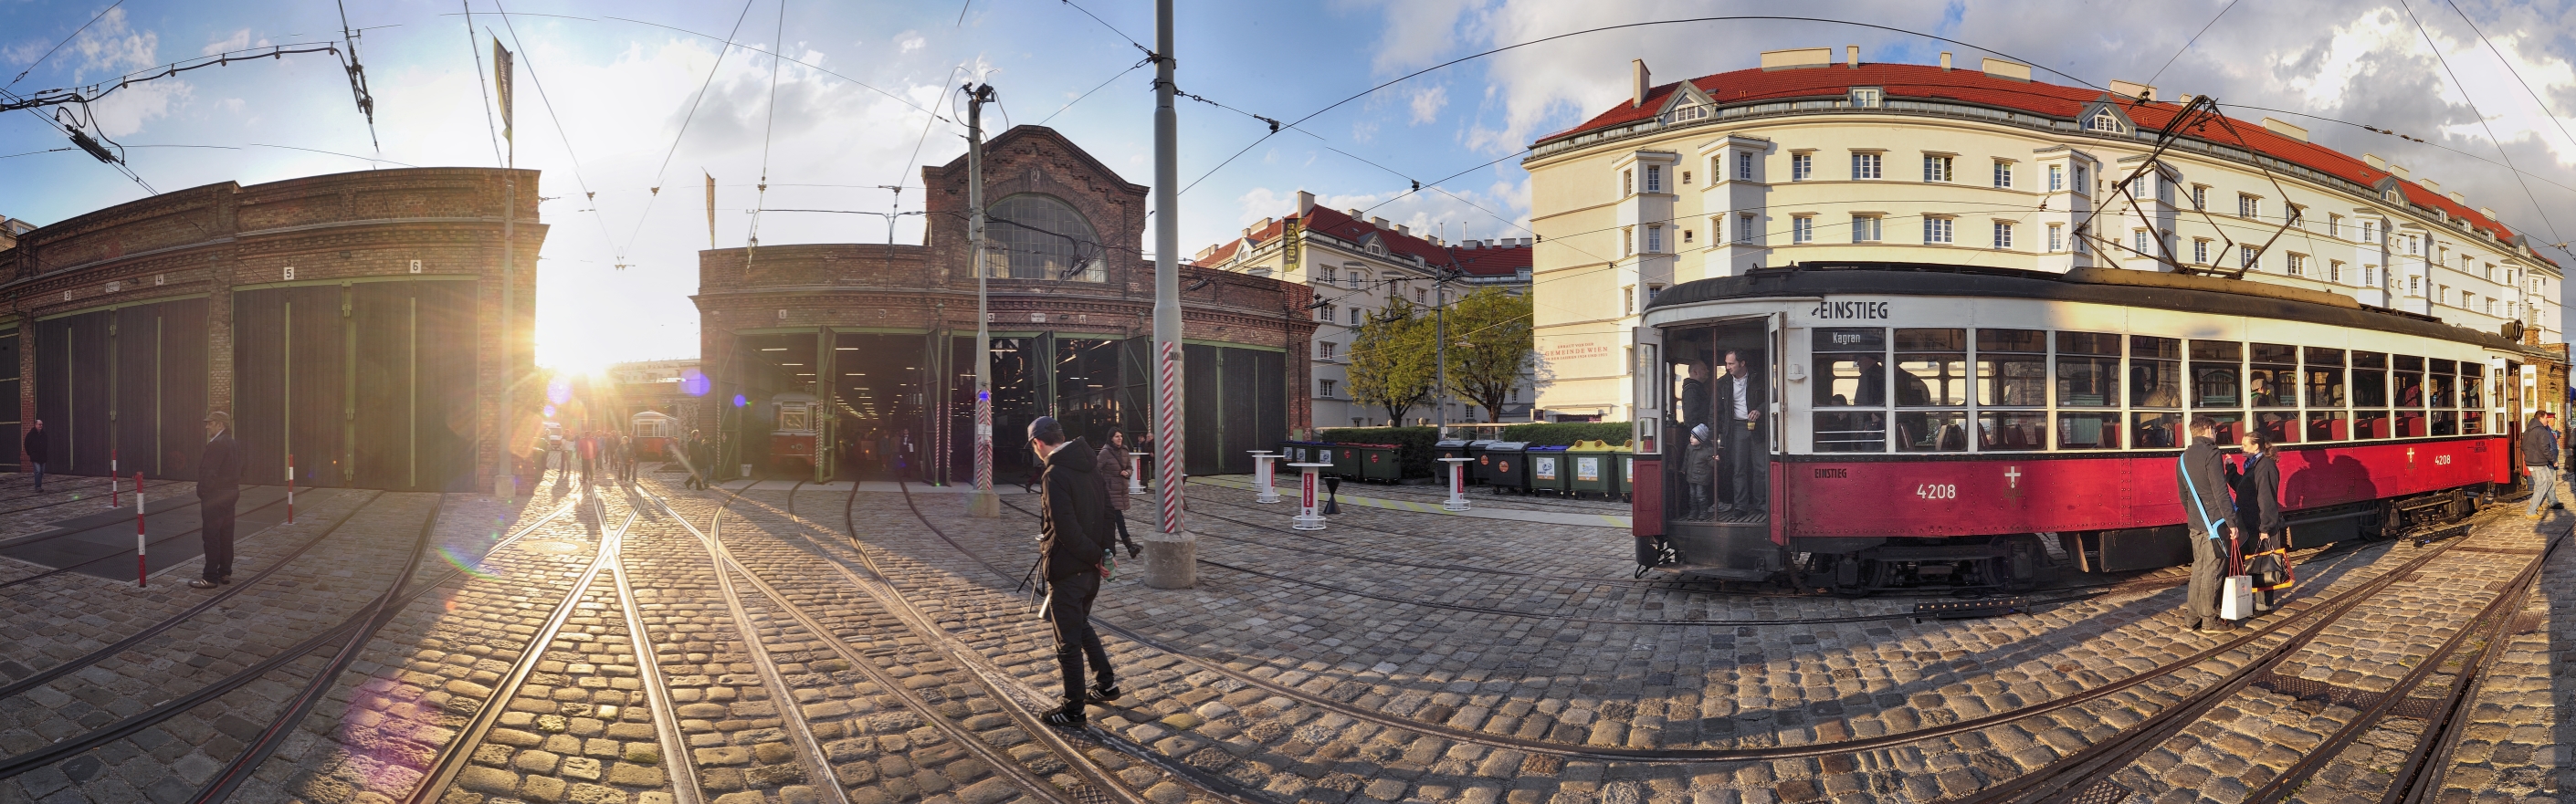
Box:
[1575,456,1601,482]
[1535,456,1558,481]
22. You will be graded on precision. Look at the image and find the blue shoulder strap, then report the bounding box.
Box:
[2178,453,2224,539]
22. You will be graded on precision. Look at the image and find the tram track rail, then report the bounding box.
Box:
[0,490,299,590]
[865,483,2517,765]
[603,486,707,804]
[1946,517,2563,804]
[649,480,1182,804]
[0,491,582,782]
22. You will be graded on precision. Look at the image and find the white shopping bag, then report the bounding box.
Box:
[2220,574,2255,621]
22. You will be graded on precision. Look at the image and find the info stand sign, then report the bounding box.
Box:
[1250,451,1282,504]
[1440,456,1472,512]
[1288,462,1330,530]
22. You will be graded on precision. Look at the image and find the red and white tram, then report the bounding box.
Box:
[769,392,820,473]
[1632,264,2551,593]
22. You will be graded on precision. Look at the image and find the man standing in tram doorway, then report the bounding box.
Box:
[189,412,241,590]
[2177,416,2235,632]
[2523,410,2559,520]
[1026,416,1120,728]
[1715,349,1767,520]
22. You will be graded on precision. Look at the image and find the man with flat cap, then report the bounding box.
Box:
[1026,415,1120,727]
[191,411,241,589]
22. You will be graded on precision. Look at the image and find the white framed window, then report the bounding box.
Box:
[1623,285,1635,315]
[1321,266,1338,284]
[1922,155,1953,183]
[1737,214,1757,245]
[2287,253,2306,277]
[2241,245,2260,269]
[2133,229,2151,256]
[2048,164,2064,192]
[1319,303,1336,321]
[1319,379,1337,398]
[1924,217,1954,244]
[1350,308,1362,326]
[1645,165,1663,193]
[1853,152,1883,180]
[1319,341,1336,359]
[2192,185,2207,210]
[2365,265,2380,287]
[1793,216,1814,244]
[2047,224,2064,251]
[2074,166,2088,190]
[2329,213,2345,239]
[1415,288,1426,303]
[2238,193,2260,219]
[1992,222,2013,249]
[1622,170,1634,196]
[1682,228,1695,245]
[2329,260,2343,284]
[2286,204,2304,227]
[1852,215,1883,243]
[1623,226,1634,256]
[2193,239,2210,264]
[1992,161,2013,188]
[1850,87,1883,107]
[1737,151,1753,180]
[1645,224,1663,253]
[1792,153,1813,181]
[2362,220,2379,244]
[2086,108,2123,132]
[1346,272,1362,289]
[1647,283,1665,301]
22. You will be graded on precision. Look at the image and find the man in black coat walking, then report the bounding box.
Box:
[22,419,46,494]
[2177,416,2235,632]
[191,411,242,589]
[1028,415,1120,727]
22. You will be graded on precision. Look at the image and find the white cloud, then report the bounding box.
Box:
[203,29,249,57]
[1231,181,1530,246]
[1408,85,1447,124]
[899,33,927,53]
[71,7,155,80]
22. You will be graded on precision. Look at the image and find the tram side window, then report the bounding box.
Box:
[2304,347,2349,442]
[1894,329,1968,452]
[1975,329,2046,451]
[2249,342,2297,444]
[2056,331,2121,450]
[2190,340,2242,408]
[2427,359,2459,435]
[2393,355,2427,436]
[2461,364,2485,434]
[1811,328,1887,453]
[2352,350,2390,438]
[2134,412,2183,450]
[2129,335,2182,409]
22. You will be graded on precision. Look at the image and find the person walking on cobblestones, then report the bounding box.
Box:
[2523,411,2559,520]
[190,412,241,590]
[1027,415,1120,727]
[2177,416,2235,632]
[1096,430,1141,559]
[21,419,46,494]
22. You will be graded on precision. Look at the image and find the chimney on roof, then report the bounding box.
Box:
[1518,237,1531,246]
[1295,190,1314,216]
[1370,216,1390,230]
[1981,57,2032,81]
[1395,224,1411,237]
[2421,178,2442,193]
[2447,191,2466,205]
[2481,206,2499,220]
[1845,45,1859,68]
[2362,153,2386,170]
[1632,59,1650,108]
[2260,117,2309,142]
[2390,163,2411,180]
[1346,208,1363,218]
[1940,52,1951,70]
[2109,79,2156,101]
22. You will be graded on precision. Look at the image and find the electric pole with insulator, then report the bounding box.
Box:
[1144,0,1196,588]
[965,81,1002,517]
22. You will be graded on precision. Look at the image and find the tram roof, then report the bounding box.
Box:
[1644,262,2539,356]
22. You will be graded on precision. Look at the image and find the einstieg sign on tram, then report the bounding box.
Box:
[1630,263,2543,594]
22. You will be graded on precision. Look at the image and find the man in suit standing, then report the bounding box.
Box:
[1714,349,1768,520]
[190,411,241,589]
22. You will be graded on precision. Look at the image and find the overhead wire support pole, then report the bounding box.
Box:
[965,81,1000,518]
[1144,0,1194,588]
[492,37,519,502]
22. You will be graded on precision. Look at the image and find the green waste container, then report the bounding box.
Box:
[1326,443,1360,479]
[1482,442,1530,493]
[1565,440,1618,498]
[1527,445,1572,496]
[1614,444,1637,502]
[1351,443,1404,483]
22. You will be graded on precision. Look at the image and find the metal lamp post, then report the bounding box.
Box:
[965,82,1001,518]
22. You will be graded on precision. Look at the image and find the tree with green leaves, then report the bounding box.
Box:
[1346,297,1437,424]
[1441,287,1534,423]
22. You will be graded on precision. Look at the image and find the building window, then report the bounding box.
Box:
[1415,288,1426,303]
[2048,164,2065,192]
[1645,165,1663,193]
[1623,285,1635,315]
[1853,152,1883,180]
[2074,165,2088,190]
[1623,226,1634,256]
[1793,216,1814,244]
[2193,239,2210,264]
[990,193,1106,280]
[1852,215,1883,243]
[1739,214,1756,244]
[2048,224,2064,252]
[1737,151,1753,180]
[1320,380,1337,398]
[2237,193,2259,219]
[2241,245,2259,269]
[1319,303,1336,321]
[1924,217,1954,245]
[1647,283,1665,301]
[2286,204,2304,227]
[1923,155,1953,183]
[1320,341,1336,359]
[1793,153,1813,181]
[1992,161,2013,188]
[1623,170,1633,196]
[2192,185,2207,210]
[2362,221,2379,244]
[1346,272,1362,288]
[2086,108,2123,132]
[1681,171,1692,185]
[2287,253,2306,277]
[2329,213,2344,239]
[2133,229,2151,256]
[1321,266,1338,284]
[1682,228,1695,245]
[1992,222,2013,249]
[1850,87,1883,107]
[1350,308,1362,326]
[1645,224,1663,254]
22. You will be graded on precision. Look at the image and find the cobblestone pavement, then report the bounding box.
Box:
[5,465,2568,804]
[0,475,173,543]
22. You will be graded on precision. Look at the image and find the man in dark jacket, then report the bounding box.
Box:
[191,411,242,589]
[2525,411,2559,520]
[1029,415,1120,727]
[22,419,46,493]
[2177,416,2235,632]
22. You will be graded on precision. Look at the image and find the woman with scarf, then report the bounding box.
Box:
[2226,433,2292,612]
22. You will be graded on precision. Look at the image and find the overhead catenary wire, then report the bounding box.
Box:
[746,0,790,263]
[487,5,623,266]
[463,0,504,167]
[2396,0,2566,252]
[2144,0,2238,89]
[4,0,126,91]
[616,0,760,261]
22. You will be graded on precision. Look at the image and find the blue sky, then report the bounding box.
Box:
[5,0,2574,368]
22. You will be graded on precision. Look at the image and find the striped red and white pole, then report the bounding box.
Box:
[973,389,992,494]
[110,449,119,508]
[134,472,146,587]
[1156,340,1183,534]
[286,454,295,525]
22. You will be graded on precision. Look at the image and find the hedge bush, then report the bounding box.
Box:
[1499,422,1633,447]
[1315,425,1441,478]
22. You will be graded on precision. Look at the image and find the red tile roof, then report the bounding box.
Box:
[1189,203,1533,277]
[1545,62,2550,266]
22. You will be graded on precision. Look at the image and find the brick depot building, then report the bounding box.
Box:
[0,168,542,491]
[695,125,1315,481]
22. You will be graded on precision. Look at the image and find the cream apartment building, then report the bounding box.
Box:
[1528,47,2564,422]
[1193,191,1536,429]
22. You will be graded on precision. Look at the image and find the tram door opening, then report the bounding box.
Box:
[1660,319,1773,527]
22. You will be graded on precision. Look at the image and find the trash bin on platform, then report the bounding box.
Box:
[1327,443,1360,479]
[1482,442,1530,493]
[1566,440,1617,498]
[1527,445,1572,496]
[1435,439,1471,466]
[1614,444,1637,502]
[1279,440,1324,466]
[1351,443,1404,483]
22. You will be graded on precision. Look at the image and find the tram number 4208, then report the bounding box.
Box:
[1914,483,1958,500]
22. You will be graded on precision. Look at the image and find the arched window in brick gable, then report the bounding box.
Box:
[989,193,1104,281]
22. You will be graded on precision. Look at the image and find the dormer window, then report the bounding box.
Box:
[1848,87,1883,108]
[1368,242,1386,256]
[2085,108,2124,133]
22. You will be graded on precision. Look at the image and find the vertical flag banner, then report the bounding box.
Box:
[492,40,514,141]
[706,172,718,248]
